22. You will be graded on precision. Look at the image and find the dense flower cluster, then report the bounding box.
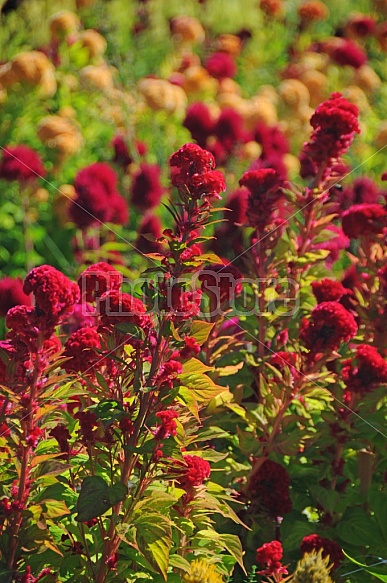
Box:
[199,264,243,307]
[63,327,102,373]
[239,168,283,230]
[70,162,128,229]
[98,291,148,327]
[78,262,123,303]
[302,93,360,170]
[0,145,46,182]
[300,534,344,570]
[130,163,164,211]
[23,265,80,321]
[178,455,211,489]
[311,279,347,303]
[247,459,292,516]
[341,203,387,238]
[300,301,357,352]
[170,143,225,200]
[154,410,178,439]
[256,540,288,576]
[342,344,387,395]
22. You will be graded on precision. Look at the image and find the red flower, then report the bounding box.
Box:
[178,455,211,489]
[23,265,80,321]
[63,327,102,373]
[78,262,123,303]
[0,145,46,183]
[70,162,127,229]
[247,459,292,516]
[0,277,32,317]
[342,203,387,238]
[224,188,249,226]
[205,51,236,79]
[300,301,358,352]
[130,163,164,211]
[76,410,98,444]
[188,169,226,200]
[50,424,71,453]
[170,143,224,201]
[331,39,367,69]
[342,344,387,395]
[253,123,289,160]
[183,102,215,148]
[154,410,179,439]
[98,291,148,327]
[111,135,146,168]
[239,168,283,229]
[311,279,347,303]
[180,336,201,359]
[168,287,202,320]
[303,92,360,167]
[301,534,344,569]
[256,541,288,576]
[269,351,301,380]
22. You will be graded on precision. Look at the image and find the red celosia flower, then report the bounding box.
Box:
[70,162,127,229]
[298,1,328,22]
[254,122,290,160]
[239,168,283,229]
[178,455,211,489]
[112,135,145,168]
[338,176,381,210]
[188,169,226,200]
[260,0,283,16]
[342,344,387,395]
[168,287,202,320]
[183,102,215,148]
[130,163,164,211]
[301,534,344,569]
[136,214,163,254]
[269,351,301,380]
[156,360,183,388]
[5,305,40,346]
[78,262,123,303]
[256,540,288,576]
[312,225,350,263]
[154,410,179,439]
[205,51,236,79]
[180,336,201,359]
[98,291,148,327]
[214,107,245,153]
[247,459,292,516]
[345,14,376,38]
[311,279,347,303]
[0,277,32,317]
[342,203,387,238]
[23,265,80,321]
[170,143,215,181]
[331,39,367,69]
[76,410,99,444]
[63,327,102,373]
[50,424,71,453]
[300,301,358,352]
[224,188,249,226]
[61,302,96,335]
[26,426,44,448]
[0,145,46,183]
[303,93,360,167]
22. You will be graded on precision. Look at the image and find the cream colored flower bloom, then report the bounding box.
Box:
[37,115,83,158]
[183,560,224,583]
[0,51,56,96]
[278,78,310,109]
[79,64,115,91]
[78,29,107,59]
[354,65,382,93]
[170,16,205,44]
[138,78,187,114]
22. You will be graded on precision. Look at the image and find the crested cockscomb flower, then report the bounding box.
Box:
[302,93,360,170]
[199,263,243,307]
[0,145,46,183]
[154,410,179,440]
[23,265,80,321]
[239,168,283,229]
[168,287,202,320]
[70,162,128,229]
[256,540,288,577]
[63,327,102,373]
[98,291,148,327]
[178,455,211,489]
[342,203,387,238]
[300,301,357,352]
[130,163,164,211]
[0,277,32,317]
[311,279,348,303]
[342,344,387,395]
[78,262,123,303]
[136,214,163,254]
[300,534,344,570]
[253,122,290,160]
[214,107,245,153]
[247,459,292,516]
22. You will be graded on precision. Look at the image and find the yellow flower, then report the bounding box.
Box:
[182,560,224,583]
[37,115,83,159]
[0,51,56,96]
[78,29,107,59]
[354,65,382,93]
[138,78,187,114]
[215,34,242,56]
[170,16,205,44]
[278,78,310,109]
[292,550,333,583]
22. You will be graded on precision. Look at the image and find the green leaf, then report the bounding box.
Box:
[343,552,387,581]
[76,476,127,522]
[337,508,383,548]
[190,320,215,344]
[133,512,172,580]
[168,555,191,573]
[43,499,71,519]
[178,373,226,404]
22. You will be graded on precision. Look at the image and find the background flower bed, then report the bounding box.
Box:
[0,0,387,582]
